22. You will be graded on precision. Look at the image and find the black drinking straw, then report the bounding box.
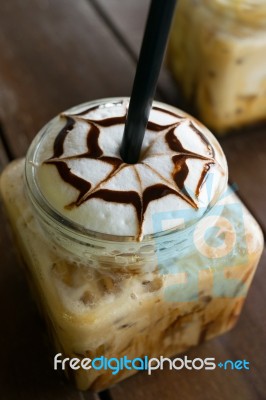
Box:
[120,0,177,164]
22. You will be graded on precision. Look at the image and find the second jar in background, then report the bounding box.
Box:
[167,0,266,134]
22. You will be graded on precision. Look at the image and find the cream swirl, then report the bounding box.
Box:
[34,99,228,239]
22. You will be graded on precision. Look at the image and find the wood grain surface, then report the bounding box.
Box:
[0,0,265,399]
[0,0,135,157]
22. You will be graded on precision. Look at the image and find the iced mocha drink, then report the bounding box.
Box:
[0,98,263,391]
[168,0,266,133]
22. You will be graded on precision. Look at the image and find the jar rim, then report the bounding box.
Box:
[25,97,227,245]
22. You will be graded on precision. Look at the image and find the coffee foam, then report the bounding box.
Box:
[32,99,228,238]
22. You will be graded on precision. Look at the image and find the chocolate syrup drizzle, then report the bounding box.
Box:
[44,104,215,238]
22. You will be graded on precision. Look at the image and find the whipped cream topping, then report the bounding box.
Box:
[33,99,228,239]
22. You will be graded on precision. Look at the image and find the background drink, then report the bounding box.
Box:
[168,0,266,133]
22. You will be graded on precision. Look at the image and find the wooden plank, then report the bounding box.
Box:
[0,139,9,171]
[0,0,136,158]
[92,0,148,52]
[109,250,266,400]
[92,0,180,104]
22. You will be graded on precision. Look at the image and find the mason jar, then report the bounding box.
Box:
[0,98,263,391]
[168,0,266,134]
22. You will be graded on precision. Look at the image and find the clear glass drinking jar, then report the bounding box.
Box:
[167,0,266,134]
[0,98,264,391]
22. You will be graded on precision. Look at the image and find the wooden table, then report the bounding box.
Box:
[0,1,265,399]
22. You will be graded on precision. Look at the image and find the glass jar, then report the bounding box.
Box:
[168,0,266,133]
[0,98,263,391]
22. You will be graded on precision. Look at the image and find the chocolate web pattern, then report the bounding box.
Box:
[44,105,215,238]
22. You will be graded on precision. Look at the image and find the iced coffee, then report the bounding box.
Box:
[0,98,263,391]
[168,0,266,133]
